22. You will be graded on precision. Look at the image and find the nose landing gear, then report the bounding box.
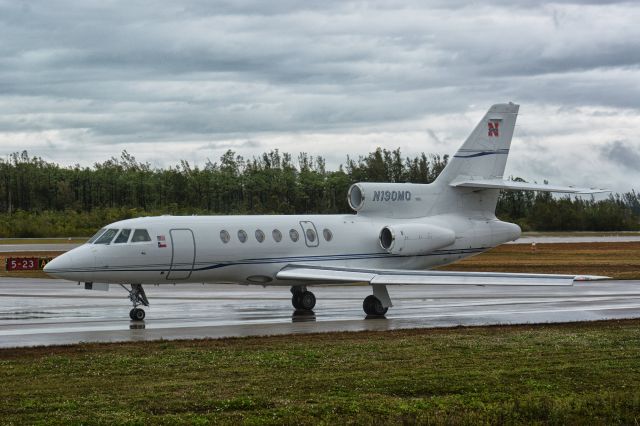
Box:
[120,284,149,321]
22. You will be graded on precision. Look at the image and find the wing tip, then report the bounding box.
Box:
[574,275,611,281]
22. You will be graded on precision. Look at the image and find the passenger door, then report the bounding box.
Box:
[167,229,195,280]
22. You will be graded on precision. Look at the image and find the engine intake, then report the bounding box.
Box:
[379,223,455,256]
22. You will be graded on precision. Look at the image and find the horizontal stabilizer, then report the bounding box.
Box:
[277,265,609,286]
[450,178,608,194]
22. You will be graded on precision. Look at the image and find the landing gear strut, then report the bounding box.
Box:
[291,285,316,311]
[120,284,149,321]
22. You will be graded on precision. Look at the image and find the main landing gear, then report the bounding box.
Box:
[363,295,388,316]
[120,284,149,321]
[290,284,392,317]
[291,285,316,311]
[363,285,392,317]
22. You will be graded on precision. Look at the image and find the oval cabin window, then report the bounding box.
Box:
[289,229,299,242]
[220,230,230,243]
[306,228,316,242]
[323,228,333,242]
[255,229,265,243]
[272,229,282,242]
[238,230,248,243]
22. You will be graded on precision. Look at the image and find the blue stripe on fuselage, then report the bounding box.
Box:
[46,247,488,274]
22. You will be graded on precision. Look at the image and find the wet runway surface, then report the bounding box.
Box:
[0,244,80,252]
[1,279,640,348]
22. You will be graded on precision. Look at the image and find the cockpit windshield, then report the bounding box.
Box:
[94,228,119,245]
[87,228,106,244]
[88,228,150,244]
[113,229,131,244]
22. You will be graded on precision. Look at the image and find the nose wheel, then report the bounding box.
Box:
[129,308,146,321]
[120,284,149,321]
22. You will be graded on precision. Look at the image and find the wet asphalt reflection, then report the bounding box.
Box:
[1,279,640,348]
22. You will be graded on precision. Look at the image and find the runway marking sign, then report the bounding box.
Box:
[5,257,53,271]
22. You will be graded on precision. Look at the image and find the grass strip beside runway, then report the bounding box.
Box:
[439,241,640,280]
[1,320,640,424]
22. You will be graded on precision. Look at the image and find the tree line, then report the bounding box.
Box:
[0,149,638,237]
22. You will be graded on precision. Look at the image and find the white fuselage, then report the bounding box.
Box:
[45,213,521,286]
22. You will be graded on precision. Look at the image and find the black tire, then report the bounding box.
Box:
[129,308,136,320]
[300,291,316,310]
[363,295,388,316]
[292,294,302,310]
[133,308,146,321]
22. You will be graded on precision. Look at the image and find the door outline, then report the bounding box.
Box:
[299,221,320,248]
[167,228,196,280]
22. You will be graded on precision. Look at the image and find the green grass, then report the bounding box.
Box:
[2,320,640,424]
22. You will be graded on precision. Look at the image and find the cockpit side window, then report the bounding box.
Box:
[131,229,152,243]
[94,228,119,245]
[87,228,106,244]
[113,229,132,244]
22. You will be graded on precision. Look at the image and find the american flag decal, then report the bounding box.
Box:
[488,121,499,137]
[157,235,167,248]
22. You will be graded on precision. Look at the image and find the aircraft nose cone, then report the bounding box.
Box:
[42,247,95,282]
[43,252,73,277]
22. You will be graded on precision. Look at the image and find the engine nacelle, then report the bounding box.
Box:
[379,223,456,256]
[348,182,417,213]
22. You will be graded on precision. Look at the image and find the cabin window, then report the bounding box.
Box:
[114,229,132,244]
[272,229,282,242]
[94,228,118,245]
[306,228,317,243]
[220,230,230,244]
[131,229,151,243]
[323,228,333,242]
[289,229,299,242]
[87,228,106,244]
[238,230,248,243]
[255,229,265,243]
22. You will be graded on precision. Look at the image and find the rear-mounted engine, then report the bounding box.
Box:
[347,182,417,213]
[379,223,455,256]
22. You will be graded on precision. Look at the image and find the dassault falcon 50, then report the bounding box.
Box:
[44,103,607,320]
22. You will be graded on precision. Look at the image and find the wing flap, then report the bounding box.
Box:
[277,265,609,287]
[450,178,608,194]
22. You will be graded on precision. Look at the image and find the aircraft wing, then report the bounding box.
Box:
[276,264,609,286]
[450,178,608,194]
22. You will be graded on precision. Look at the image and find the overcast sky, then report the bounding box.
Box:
[1,1,639,193]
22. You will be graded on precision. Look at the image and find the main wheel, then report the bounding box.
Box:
[292,291,316,311]
[129,308,136,320]
[292,294,302,310]
[299,291,316,310]
[363,295,388,316]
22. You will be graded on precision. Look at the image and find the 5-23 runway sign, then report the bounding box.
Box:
[5,257,53,271]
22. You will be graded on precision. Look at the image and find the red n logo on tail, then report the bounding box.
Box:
[488,121,499,137]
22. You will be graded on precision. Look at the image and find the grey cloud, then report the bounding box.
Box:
[0,0,639,192]
[601,140,640,170]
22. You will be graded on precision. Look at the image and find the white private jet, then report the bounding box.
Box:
[44,103,607,320]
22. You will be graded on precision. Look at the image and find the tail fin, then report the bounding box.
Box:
[435,103,519,185]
